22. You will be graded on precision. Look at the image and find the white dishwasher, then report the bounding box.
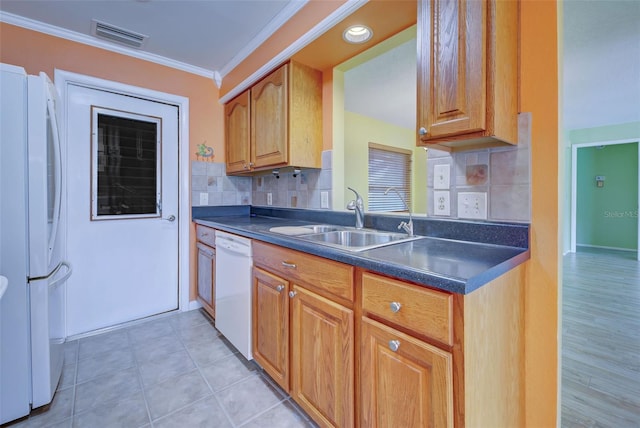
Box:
[214,231,253,360]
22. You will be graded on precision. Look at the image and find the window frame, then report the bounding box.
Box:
[368,142,412,212]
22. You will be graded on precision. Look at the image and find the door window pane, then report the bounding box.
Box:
[91,107,161,219]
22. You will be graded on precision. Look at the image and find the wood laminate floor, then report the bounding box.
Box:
[561,247,640,427]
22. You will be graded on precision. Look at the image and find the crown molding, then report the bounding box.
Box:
[0,11,215,79]
[219,0,368,104]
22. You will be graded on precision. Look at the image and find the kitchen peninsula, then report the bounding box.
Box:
[193,205,529,427]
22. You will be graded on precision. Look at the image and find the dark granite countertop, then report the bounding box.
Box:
[193,206,530,295]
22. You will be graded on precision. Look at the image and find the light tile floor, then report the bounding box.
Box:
[11,309,316,428]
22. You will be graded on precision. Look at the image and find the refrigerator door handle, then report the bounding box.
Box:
[46,82,62,266]
[48,261,72,289]
[29,260,72,285]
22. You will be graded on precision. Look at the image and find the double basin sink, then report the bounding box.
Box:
[268,224,422,252]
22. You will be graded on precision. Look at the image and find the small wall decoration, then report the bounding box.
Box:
[466,164,488,185]
[196,142,214,161]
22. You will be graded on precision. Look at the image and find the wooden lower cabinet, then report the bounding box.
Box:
[252,241,355,428]
[290,285,354,427]
[251,241,525,428]
[252,267,290,390]
[360,317,453,428]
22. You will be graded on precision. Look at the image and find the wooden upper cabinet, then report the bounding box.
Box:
[225,90,251,174]
[417,0,519,151]
[226,60,322,175]
[251,64,288,169]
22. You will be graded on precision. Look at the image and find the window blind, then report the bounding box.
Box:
[368,143,412,212]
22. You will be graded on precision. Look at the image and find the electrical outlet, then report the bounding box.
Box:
[321,191,329,208]
[434,164,450,189]
[458,192,487,219]
[433,191,450,216]
[267,192,273,206]
[199,192,208,206]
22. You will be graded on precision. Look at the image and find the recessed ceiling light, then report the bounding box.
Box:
[342,25,373,44]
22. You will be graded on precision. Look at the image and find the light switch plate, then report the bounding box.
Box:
[434,164,450,190]
[321,191,329,208]
[433,191,450,216]
[199,192,209,206]
[267,193,273,206]
[458,192,487,219]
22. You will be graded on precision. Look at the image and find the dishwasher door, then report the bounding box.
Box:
[214,231,253,360]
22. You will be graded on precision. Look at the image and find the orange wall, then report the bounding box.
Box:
[0,23,224,165]
[0,22,224,301]
[520,1,559,426]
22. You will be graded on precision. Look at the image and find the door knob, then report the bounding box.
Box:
[163,215,176,222]
[389,301,402,313]
[276,285,285,292]
[389,340,400,352]
[419,127,428,136]
[289,290,297,298]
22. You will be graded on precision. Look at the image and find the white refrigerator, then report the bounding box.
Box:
[0,63,72,424]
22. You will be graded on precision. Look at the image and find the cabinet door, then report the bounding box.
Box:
[196,242,215,318]
[225,90,251,173]
[251,63,288,169]
[252,267,290,391]
[290,285,354,428]
[360,317,453,428]
[417,0,486,143]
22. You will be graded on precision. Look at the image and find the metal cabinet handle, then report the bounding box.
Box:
[281,261,297,269]
[389,340,400,352]
[164,215,176,222]
[390,301,402,313]
[289,290,297,298]
[419,127,428,136]
[276,285,285,292]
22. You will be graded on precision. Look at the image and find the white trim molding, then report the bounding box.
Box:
[219,0,369,104]
[53,69,192,312]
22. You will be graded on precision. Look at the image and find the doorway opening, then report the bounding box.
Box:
[570,138,639,260]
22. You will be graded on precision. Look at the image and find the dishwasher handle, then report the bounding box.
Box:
[216,237,252,257]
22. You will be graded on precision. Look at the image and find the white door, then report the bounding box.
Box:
[65,84,179,336]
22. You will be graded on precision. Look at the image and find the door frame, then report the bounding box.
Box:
[570,138,639,259]
[54,69,193,312]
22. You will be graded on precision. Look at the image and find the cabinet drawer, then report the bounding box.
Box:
[361,272,453,346]
[196,224,216,247]
[253,241,354,304]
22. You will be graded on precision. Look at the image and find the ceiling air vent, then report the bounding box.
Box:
[91,19,148,49]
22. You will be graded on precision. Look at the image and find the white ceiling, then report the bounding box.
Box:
[0,0,302,78]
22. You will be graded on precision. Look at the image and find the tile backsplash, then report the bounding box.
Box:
[191,161,251,206]
[426,112,532,222]
[191,150,332,209]
[192,115,531,223]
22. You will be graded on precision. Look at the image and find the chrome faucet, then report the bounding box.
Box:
[346,187,364,229]
[384,187,414,237]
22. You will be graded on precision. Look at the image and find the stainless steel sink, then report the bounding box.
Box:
[298,229,422,251]
[304,224,347,233]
